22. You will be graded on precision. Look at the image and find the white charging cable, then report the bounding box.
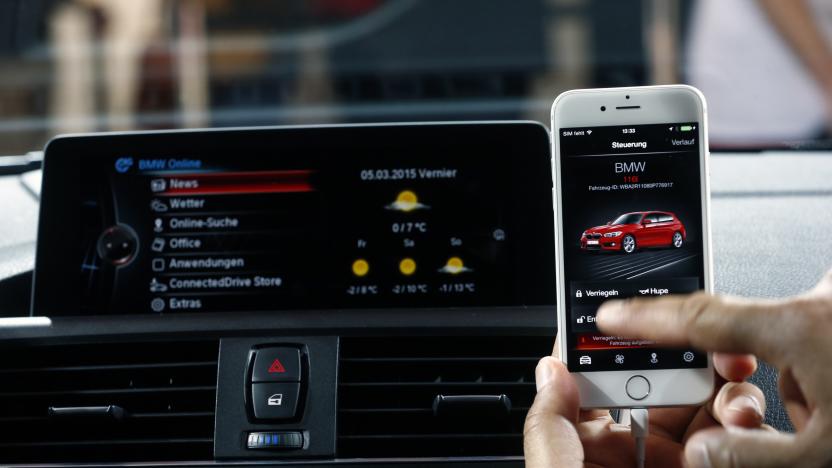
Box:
[629,408,649,468]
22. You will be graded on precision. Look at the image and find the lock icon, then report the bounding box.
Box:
[575,290,583,298]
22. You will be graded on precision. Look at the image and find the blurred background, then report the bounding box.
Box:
[1,0,831,156]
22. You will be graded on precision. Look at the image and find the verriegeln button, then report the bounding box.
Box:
[625,375,650,400]
[252,348,301,382]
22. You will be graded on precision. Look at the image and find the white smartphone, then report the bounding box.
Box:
[551,85,714,408]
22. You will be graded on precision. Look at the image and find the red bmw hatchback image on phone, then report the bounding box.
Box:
[580,211,686,254]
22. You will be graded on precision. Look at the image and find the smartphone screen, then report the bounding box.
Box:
[559,122,708,372]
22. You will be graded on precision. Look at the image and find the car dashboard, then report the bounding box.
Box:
[0,123,830,466]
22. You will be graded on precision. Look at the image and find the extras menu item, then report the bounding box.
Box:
[33,123,554,315]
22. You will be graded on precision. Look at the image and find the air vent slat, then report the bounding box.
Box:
[337,336,553,459]
[131,411,215,419]
[0,340,218,464]
[340,410,529,436]
[341,357,539,363]
[0,361,217,374]
[339,408,432,414]
[0,385,217,398]
[341,382,533,387]
[0,411,214,423]
[0,437,213,448]
[339,407,532,414]
[340,433,521,440]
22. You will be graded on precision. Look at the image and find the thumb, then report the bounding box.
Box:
[684,427,801,468]
[523,356,583,468]
[596,293,790,363]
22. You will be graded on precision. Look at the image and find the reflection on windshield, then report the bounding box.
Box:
[0,0,830,155]
[687,0,832,147]
[613,214,643,226]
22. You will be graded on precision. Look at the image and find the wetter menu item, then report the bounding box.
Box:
[33,123,554,315]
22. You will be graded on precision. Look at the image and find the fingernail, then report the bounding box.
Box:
[596,300,625,326]
[535,358,555,392]
[686,441,713,468]
[729,394,763,420]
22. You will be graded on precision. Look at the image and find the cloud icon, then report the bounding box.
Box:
[386,190,429,212]
[438,257,472,275]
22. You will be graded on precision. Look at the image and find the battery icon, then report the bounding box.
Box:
[680,125,694,132]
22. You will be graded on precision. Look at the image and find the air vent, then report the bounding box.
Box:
[0,340,219,463]
[338,336,553,458]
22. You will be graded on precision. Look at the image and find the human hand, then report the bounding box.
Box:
[524,343,764,467]
[593,269,832,467]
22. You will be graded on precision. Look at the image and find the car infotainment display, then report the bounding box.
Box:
[33,123,554,315]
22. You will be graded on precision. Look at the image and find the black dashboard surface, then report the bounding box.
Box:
[0,135,830,464]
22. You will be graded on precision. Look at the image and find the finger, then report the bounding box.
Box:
[579,408,613,424]
[682,405,718,444]
[713,352,757,382]
[596,293,790,362]
[619,353,760,441]
[684,427,801,468]
[553,333,560,360]
[778,367,812,431]
[682,380,766,442]
[758,423,779,433]
[709,381,766,429]
[648,406,699,440]
[524,357,583,468]
[682,364,739,441]
[574,419,637,467]
[808,267,832,295]
[576,421,686,468]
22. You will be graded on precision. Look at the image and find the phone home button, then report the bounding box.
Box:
[625,375,650,401]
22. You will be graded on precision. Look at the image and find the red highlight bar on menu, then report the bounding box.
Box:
[159,170,314,196]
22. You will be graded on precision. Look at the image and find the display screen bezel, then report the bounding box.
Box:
[32,122,555,316]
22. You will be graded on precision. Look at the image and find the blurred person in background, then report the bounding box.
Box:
[50,0,165,132]
[687,0,832,147]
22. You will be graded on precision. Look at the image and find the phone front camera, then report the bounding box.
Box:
[601,106,606,111]
[625,95,630,99]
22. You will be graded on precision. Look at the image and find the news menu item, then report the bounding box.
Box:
[34,124,554,315]
[559,123,708,372]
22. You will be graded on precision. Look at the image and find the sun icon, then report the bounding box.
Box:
[386,190,429,212]
[438,256,472,274]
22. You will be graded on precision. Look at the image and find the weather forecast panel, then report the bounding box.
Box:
[37,124,554,315]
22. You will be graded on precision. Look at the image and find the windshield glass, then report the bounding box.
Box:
[612,213,644,225]
[1,0,831,155]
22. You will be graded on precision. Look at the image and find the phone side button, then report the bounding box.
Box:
[625,375,650,401]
